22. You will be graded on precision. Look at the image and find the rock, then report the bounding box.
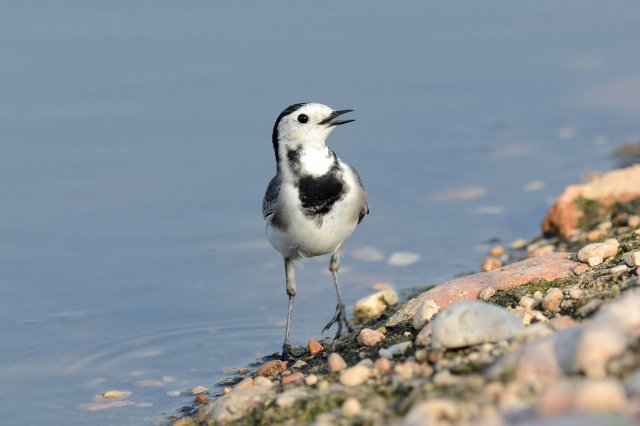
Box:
[577,240,619,264]
[431,301,523,349]
[253,376,272,387]
[304,374,318,386]
[388,251,421,266]
[197,385,274,423]
[415,322,433,346]
[520,296,539,310]
[387,253,588,326]
[549,315,576,331]
[374,357,392,374]
[530,245,555,257]
[537,379,627,416]
[482,257,502,272]
[275,388,306,408]
[490,246,505,257]
[568,286,586,300]
[357,328,386,347]
[510,239,527,249]
[401,399,458,426]
[542,165,640,237]
[195,394,208,404]
[573,322,628,377]
[623,250,640,266]
[412,299,440,330]
[253,360,287,378]
[232,378,253,391]
[587,256,604,266]
[291,360,308,369]
[628,215,640,228]
[379,341,412,359]
[594,288,640,337]
[328,353,347,373]
[166,390,181,397]
[281,371,304,385]
[308,339,324,355]
[354,287,398,322]
[190,386,209,395]
[100,390,131,400]
[610,264,628,274]
[542,288,563,311]
[341,397,362,418]
[478,287,496,301]
[339,365,371,387]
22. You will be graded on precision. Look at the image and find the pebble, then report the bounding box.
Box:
[101,390,131,400]
[341,397,362,418]
[568,286,586,300]
[328,353,347,373]
[573,322,628,377]
[401,399,458,426]
[357,328,386,347]
[549,315,576,331]
[609,264,628,274]
[412,299,440,330]
[166,390,181,397]
[529,245,554,257]
[291,360,308,369]
[587,256,604,266]
[388,251,421,266]
[308,339,324,355]
[190,386,209,395]
[374,357,392,374]
[482,257,502,272]
[628,215,640,228]
[281,371,304,385]
[253,360,287,378]
[195,394,208,404]
[232,378,253,391]
[542,288,563,311]
[276,389,306,408]
[490,246,504,257]
[577,239,619,265]
[623,250,640,267]
[478,287,496,301]
[415,322,433,346]
[594,289,640,337]
[358,358,374,368]
[282,370,291,376]
[586,229,605,241]
[537,379,627,416]
[253,376,272,387]
[510,239,527,249]
[431,301,523,349]
[353,287,398,322]
[520,296,539,310]
[304,374,318,386]
[339,364,371,387]
[379,341,412,359]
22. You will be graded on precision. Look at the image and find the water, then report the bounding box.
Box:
[2,2,640,424]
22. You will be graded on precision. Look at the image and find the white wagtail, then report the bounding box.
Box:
[263,103,369,360]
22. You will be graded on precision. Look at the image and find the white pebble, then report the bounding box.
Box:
[166,390,181,397]
[354,287,398,322]
[379,341,412,359]
[623,251,640,267]
[305,374,318,386]
[341,397,362,417]
[388,251,421,266]
[478,287,496,301]
[610,264,628,274]
[412,299,440,330]
[339,365,371,387]
[253,376,272,387]
[191,385,209,395]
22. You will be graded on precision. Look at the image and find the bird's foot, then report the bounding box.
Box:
[322,303,352,341]
[281,343,296,362]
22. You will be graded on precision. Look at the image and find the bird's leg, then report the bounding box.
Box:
[282,258,296,361]
[323,251,352,341]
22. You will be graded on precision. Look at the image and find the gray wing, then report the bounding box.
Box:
[262,175,281,220]
[348,164,369,224]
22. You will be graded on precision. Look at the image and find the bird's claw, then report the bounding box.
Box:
[322,303,351,341]
[281,343,296,362]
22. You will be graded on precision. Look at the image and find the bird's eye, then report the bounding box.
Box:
[297,114,309,124]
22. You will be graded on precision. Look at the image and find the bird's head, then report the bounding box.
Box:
[272,103,354,161]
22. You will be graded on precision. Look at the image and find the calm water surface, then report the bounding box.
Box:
[2,2,640,424]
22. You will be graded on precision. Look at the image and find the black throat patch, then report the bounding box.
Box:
[287,148,346,225]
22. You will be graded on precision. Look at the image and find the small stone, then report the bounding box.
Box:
[232,378,253,391]
[253,376,272,387]
[291,360,308,369]
[354,287,399,322]
[339,364,371,387]
[623,251,640,267]
[281,371,304,385]
[520,296,539,310]
[101,390,131,400]
[431,301,523,349]
[253,360,287,378]
[402,399,458,425]
[530,245,554,257]
[510,239,526,249]
[357,328,386,347]
[358,358,374,368]
[341,397,362,418]
[587,256,604,266]
[549,315,576,331]
[478,287,496,301]
[577,240,619,265]
[195,394,208,404]
[166,390,181,397]
[375,327,387,335]
[490,246,504,257]
[328,353,347,373]
[412,299,440,330]
[304,374,318,386]
[223,386,231,394]
[542,288,563,311]
[393,361,415,380]
[586,229,605,241]
[374,357,392,374]
[316,380,329,391]
[276,389,306,408]
[308,339,324,355]
[568,286,586,300]
[379,341,412,359]
[190,386,209,395]
[573,322,628,377]
[628,215,640,228]
[388,251,420,266]
[610,264,628,274]
[415,322,433,346]
[533,290,543,299]
[537,379,627,416]
[482,257,502,272]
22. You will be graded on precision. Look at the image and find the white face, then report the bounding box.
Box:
[276,103,339,147]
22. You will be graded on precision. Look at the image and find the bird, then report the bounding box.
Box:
[262,102,369,360]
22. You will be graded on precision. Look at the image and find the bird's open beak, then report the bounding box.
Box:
[319,109,355,126]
